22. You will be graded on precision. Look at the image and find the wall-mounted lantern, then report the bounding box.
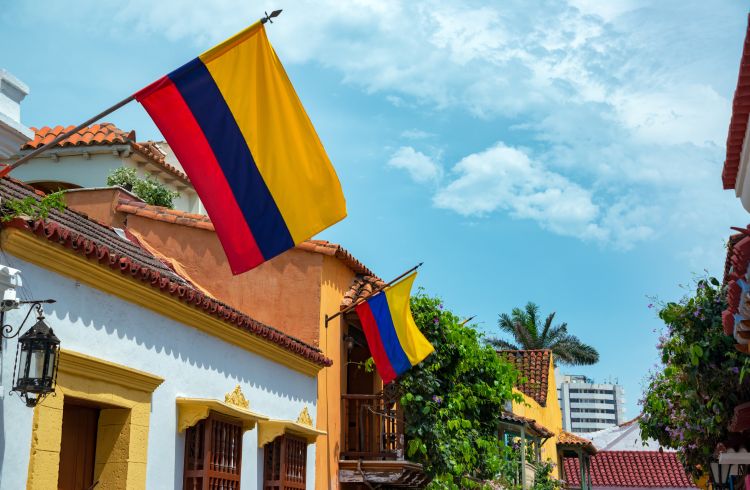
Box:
[2,300,59,407]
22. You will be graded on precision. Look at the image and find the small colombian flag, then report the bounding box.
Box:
[135,22,346,274]
[355,273,434,384]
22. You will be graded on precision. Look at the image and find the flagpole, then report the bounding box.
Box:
[0,9,284,179]
[324,262,423,328]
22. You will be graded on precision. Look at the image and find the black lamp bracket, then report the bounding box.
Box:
[0,300,56,340]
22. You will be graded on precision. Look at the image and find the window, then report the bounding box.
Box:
[184,411,243,489]
[263,434,307,490]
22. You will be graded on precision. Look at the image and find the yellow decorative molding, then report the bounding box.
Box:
[27,352,154,490]
[58,349,164,393]
[176,397,269,432]
[224,385,249,409]
[257,417,326,447]
[296,406,313,426]
[1,227,322,377]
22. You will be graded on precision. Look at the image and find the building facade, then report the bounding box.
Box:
[0,178,328,489]
[0,69,33,159]
[563,418,696,489]
[498,350,597,487]
[12,123,203,213]
[558,374,626,434]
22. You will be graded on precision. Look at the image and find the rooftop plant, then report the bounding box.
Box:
[106,167,179,208]
[1,191,65,222]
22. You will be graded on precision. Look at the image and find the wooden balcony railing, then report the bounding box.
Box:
[341,393,404,460]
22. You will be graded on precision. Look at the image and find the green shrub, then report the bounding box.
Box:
[397,291,521,488]
[106,167,179,208]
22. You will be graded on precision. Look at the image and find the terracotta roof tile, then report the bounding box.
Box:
[557,430,597,454]
[563,451,695,487]
[723,14,750,190]
[113,199,379,279]
[497,350,551,406]
[722,227,750,337]
[341,274,385,310]
[296,240,377,277]
[21,124,190,184]
[0,178,330,367]
[499,411,553,438]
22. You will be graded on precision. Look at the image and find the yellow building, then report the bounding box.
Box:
[499,350,596,488]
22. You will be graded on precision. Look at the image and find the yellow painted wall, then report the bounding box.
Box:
[26,350,162,490]
[315,256,356,490]
[509,356,563,478]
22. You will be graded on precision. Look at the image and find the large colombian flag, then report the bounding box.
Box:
[134,22,346,274]
[355,273,434,384]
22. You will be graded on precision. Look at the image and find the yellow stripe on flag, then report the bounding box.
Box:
[385,273,435,366]
[199,24,347,243]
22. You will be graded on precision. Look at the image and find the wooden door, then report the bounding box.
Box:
[57,404,99,490]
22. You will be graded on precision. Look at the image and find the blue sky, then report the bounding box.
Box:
[2,0,749,417]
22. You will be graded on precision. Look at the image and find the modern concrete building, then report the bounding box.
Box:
[557,374,626,434]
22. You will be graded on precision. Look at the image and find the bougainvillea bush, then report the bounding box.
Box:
[397,291,522,488]
[640,278,750,477]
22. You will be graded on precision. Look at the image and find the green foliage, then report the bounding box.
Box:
[106,167,179,208]
[640,277,750,477]
[495,445,563,489]
[532,462,564,490]
[397,291,522,488]
[1,191,65,222]
[488,302,599,366]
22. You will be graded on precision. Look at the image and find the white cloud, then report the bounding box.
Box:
[45,0,746,257]
[388,147,443,184]
[432,142,634,244]
[401,129,435,140]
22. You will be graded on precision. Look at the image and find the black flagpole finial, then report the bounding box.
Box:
[262,9,283,24]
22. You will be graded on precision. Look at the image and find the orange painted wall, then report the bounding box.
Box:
[62,188,128,229]
[315,256,356,490]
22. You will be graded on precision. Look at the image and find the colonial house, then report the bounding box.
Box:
[563,418,696,489]
[499,350,597,488]
[719,14,750,476]
[50,182,428,489]
[12,123,202,213]
[0,177,328,489]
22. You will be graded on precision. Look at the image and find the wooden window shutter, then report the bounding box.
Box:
[263,434,307,490]
[183,411,243,489]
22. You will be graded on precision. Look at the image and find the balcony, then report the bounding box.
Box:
[339,392,429,488]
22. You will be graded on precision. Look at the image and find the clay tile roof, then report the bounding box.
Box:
[499,411,554,438]
[113,200,379,282]
[116,199,214,231]
[557,431,597,454]
[341,274,385,310]
[497,350,551,406]
[296,240,377,277]
[563,451,695,487]
[723,14,750,190]
[0,178,330,367]
[722,228,750,336]
[21,124,190,184]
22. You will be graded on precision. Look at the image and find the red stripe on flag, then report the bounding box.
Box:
[136,76,264,273]
[356,301,397,384]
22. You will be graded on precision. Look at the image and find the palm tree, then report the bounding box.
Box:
[488,302,599,366]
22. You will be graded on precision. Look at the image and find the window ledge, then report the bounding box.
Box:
[257,419,326,447]
[176,397,270,432]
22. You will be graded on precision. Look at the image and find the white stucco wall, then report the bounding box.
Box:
[12,150,201,213]
[0,256,318,489]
